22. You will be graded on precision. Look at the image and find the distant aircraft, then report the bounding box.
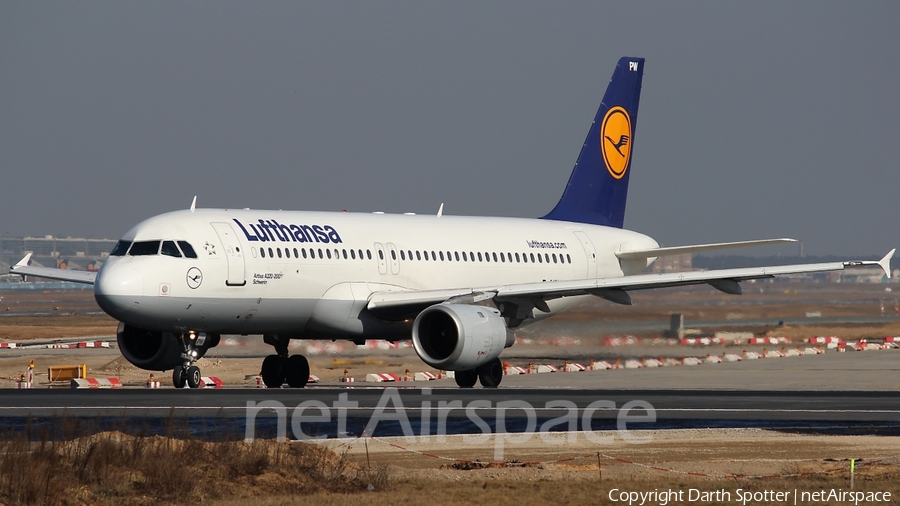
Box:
[11,57,893,389]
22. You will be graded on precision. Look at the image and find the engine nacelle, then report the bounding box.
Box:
[116,323,217,371]
[412,304,513,371]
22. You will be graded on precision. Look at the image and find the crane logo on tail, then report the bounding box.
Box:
[600,106,632,180]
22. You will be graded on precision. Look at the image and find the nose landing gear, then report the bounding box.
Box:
[173,331,208,388]
[261,334,310,388]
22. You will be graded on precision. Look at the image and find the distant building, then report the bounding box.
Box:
[648,253,692,273]
[0,235,117,280]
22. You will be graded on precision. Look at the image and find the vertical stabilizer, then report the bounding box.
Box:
[541,57,644,228]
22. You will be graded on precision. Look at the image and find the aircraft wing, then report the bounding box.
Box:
[8,254,97,285]
[367,250,894,318]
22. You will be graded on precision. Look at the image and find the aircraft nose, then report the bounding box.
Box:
[94,263,144,318]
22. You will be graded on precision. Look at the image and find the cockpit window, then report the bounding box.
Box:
[161,241,182,258]
[178,241,198,259]
[110,240,131,256]
[129,240,161,256]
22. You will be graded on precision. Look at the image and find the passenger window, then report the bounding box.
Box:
[407,250,413,260]
[359,249,364,260]
[529,253,535,263]
[431,251,436,261]
[285,249,291,258]
[545,253,550,263]
[110,240,131,256]
[477,252,483,262]
[261,248,267,258]
[129,241,161,256]
[268,248,274,258]
[416,251,421,261]
[301,248,307,259]
[454,252,460,261]
[439,251,444,261]
[343,249,348,260]
[277,248,282,258]
[251,247,257,258]
[462,252,468,262]
[515,253,520,262]
[161,241,182,258]
[485,252,491,262]
[391,250,396,260]
[500,252,505,263]
[552,253,557,263]
[400,250,405,261]
[351,249,357,260]
[327,249,332,259]
[366,250,372,260]
[318,249,324,259]
[537,253,542,263]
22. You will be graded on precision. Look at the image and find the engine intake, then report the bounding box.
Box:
[412,304,512,371]
[116,323,217,371]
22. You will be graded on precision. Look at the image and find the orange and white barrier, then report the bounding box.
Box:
[563,362,587,372]
[704,354,723,363]
[16,381,31,389]
[534,364,558,373]
[366,373,400,383]
[199,376,224,388]
[307,375,320,384]
[71,377,122,389]
[681,357,703,366]
[414,372,436,381]
[809,336,842,344]
[623,359,643,369]
[339,370,355,383]
[255,376,267,388]
[0,343,18,348]
[504,366,528,375]
[723,353,743,362]
[641,358,663,368]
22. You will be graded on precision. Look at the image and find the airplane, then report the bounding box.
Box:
[10,57,894,389]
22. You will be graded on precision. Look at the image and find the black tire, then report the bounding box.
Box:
[261,355,285,388]
[186,365,202,388]
[172,365,186,388]
[477,358,503,388]
[284,355,310,388]
[454,369,478,388]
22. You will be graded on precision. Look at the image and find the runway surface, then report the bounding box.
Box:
[2,388,899,421]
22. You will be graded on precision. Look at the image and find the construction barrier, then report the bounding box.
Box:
[71,378,122,389]
[48,364,87,382]
[0,343,18,348]
[366,373,400,383]
[414,372,436,381]
[199,377,224,388]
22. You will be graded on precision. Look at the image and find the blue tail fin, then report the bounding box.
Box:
[541,57,645,228]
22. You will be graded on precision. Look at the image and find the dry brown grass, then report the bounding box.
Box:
[0,421,392,505]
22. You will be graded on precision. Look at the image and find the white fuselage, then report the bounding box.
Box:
[94,209,658,340]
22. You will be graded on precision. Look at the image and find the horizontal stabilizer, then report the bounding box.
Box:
[615,238,797,260]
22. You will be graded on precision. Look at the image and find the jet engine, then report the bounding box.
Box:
[116,323,218,371]
[411,304,513,371]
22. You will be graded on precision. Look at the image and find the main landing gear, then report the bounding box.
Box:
[260,334,310,388]
[455,357,503,389]
[172,331,218,388]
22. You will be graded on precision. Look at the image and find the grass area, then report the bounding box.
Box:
[0,420,390,505]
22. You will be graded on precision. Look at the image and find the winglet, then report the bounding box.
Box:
[437,203,444,218]
[190,196,197,212]
[878,249,895,279]
[13,253,32,269]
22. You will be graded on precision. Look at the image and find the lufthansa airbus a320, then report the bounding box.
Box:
[12,57,894,389]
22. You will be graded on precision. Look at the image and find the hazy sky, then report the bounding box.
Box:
[1,2,897,256]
